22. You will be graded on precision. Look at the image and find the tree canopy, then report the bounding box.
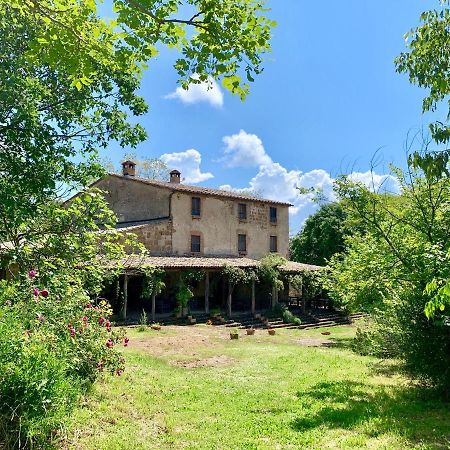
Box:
[0,0,274,264]
[290,203,347,266]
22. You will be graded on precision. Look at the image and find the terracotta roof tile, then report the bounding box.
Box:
[104,254,322,272]
[107,173,293,206]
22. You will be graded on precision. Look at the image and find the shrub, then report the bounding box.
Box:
[0,272,127,447]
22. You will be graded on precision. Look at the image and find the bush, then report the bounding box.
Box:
[0,272,127,447]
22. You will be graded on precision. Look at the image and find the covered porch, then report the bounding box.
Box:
[102,255,323,323]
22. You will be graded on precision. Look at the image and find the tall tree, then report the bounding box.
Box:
[0,0,274,261]
[290,203,347,266]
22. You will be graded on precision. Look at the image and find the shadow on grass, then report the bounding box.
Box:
[320,337,355,350]
[292,381,450,448]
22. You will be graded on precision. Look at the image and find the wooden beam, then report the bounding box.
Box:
[272,285,278,309]
[204,271,210,314]
[227,281,232,318]
[151,293,156,323]
[122,274,128,320]
[251,279,256,315]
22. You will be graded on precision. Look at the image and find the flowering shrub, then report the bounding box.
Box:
[0,271,128,447]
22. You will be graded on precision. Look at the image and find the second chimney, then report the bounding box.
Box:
[170,169,181,184]
[122,160,136,177]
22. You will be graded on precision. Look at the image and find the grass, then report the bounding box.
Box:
[60,324,450,449]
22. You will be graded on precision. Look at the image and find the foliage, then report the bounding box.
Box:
[138,309,148,332]
[396,2,450,144]
[272,304,301,325]
[0,271,127,447]
[102,152,170,181]
[258,254,287,291]
[326,160,450,390]
[141,266,166,299]
[290,203,347,266]
[174,271,204,314]
[222,265,258,292]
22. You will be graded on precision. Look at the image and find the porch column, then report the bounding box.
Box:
[227,281,232,317]
[151,293,156,322]
[204,271,210,314]
[271,285,279,309]
[122,274,128,320]
[251,279,256,315]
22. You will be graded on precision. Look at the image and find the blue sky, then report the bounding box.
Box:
[100,0,439,233]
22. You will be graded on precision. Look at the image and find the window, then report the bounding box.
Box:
[238,234,247,253]
[191,235,201,253]
[238,203,247,221]
[270,235,278,253]
[269,206,277,224]
[191,197,201,216]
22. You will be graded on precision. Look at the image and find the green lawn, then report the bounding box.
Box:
[60,324,450,449]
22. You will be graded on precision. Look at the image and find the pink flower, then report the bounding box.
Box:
[40,289,49,298]
[124,337,129,347]
[105,320,111,331]
[33,288,40,297]
[106,339,113,349]
[81,316,88,323]
[70,328,76,337]
[99,317,105,325]
[85,303,92,309]
[28,270,37,279]
[116,368,123,376]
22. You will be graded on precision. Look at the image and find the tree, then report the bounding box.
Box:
[0,0,274,263]
[396,1,450,145]
[290,203,347,266]
[325,160,450,391]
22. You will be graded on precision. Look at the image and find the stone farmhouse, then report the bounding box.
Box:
[91,161,321,321]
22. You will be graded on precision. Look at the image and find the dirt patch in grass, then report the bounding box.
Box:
[130,325,228,358]
[170,355,234,369]
[292,337,333,347]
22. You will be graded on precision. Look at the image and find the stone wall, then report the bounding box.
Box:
[171,193,289,259]
[122,220,173,255]
[94,175,171,223]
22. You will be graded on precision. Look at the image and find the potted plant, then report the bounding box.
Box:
[230,329,239,340]
[268,328,276,336]
[151,323,161,331]
[246,327,255,335]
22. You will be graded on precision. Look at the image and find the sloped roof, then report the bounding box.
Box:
[104,173,293,207]
[108,254,322,273]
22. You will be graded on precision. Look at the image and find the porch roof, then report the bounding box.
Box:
[116,254,322,273]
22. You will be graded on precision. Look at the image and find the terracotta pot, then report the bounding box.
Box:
[246,328,255,335]
[151,324,161,331]
[268,329,276,336]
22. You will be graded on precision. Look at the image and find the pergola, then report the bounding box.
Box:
[106,254,322,321]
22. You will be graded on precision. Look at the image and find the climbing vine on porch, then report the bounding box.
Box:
[258,254,287,291]
[175,270,205,316]
[141,266,166,299]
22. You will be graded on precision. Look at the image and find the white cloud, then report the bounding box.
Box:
[165,75,224,108]
[218,143,400,233]
[347,171,400,194]
[221,130,273,168]
[160,149,214,184]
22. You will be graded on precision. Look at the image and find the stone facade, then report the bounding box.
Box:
[93,173,290,260]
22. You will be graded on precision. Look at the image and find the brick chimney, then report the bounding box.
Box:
[170,169,181,184]
[122,160,136,177]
